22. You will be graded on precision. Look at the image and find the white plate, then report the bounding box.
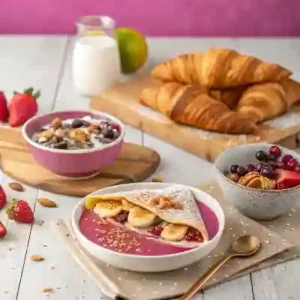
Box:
[72,182,225,272]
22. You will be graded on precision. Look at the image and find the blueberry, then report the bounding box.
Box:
[103,128,114,139]
[230,165,239,173]
[267,153,277,162]
[53,141,68,149]
[255,150,267,162]
[237,166,247,177]
[71,119,83,128]
[261,167,274,179]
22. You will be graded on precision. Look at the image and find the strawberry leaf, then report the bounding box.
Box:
[24,87,34,96]
[33,90,41,99]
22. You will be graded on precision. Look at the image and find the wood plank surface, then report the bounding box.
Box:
[1,36,300,300]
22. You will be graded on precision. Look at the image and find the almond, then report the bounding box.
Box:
[31,254,45,261]
[151,177,163,182]
[41,287,53,293]
[51,117,62,128]
[37,198,57,208]
[9,182,24,192]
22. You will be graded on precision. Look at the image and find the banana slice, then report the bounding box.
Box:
[161,224,188,242]
[122,199,135,212]
[94,200,123,218]
[128,206,157,228]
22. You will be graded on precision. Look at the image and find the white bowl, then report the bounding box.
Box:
[214,143,300,220]
[72,182,225,272]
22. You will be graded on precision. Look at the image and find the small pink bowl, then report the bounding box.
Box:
[22,110,125,179]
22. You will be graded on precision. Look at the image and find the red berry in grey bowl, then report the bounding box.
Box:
[237,166,247,176]
[269,146,281,157]
[230,164,239,173]
[271,162,285,170]
[282,154,293,165]
[246,164,256,172]
[255,150,267,162]
[287,159,298,170]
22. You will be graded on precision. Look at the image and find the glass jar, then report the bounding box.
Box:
[72,16,121,96]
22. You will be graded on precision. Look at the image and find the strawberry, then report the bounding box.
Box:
[0,186,7,209]
[276,170,300,189]
[0,221,7,238]
[8,87,40,127]
[0,91,8,122]
[6,199,34,223]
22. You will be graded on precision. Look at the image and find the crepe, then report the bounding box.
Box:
[84,185,209,243]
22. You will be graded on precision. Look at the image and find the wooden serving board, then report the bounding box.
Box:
[0,126,160,197]
[90,75,300,161]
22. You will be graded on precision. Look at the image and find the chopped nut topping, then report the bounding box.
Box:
[41,130,54,141]
[69,129,89,143]
[151,196,183,210]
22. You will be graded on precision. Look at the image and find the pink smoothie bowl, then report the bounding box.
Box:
[22,110,125,179]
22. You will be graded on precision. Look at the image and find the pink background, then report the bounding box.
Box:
[0,0,299,36]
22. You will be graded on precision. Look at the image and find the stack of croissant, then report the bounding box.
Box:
[139,48,300,134]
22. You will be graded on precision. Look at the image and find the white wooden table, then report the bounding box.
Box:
[1,36,300,300]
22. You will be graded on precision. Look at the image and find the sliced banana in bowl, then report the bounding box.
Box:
[94,200,123,218]
[161,224,189,242]
[128,206,157,228]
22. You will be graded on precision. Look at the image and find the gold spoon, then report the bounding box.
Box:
[180,235,261,300]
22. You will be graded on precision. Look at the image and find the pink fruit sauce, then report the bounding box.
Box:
[79,202,219,256]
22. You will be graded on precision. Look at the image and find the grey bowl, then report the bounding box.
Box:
[214,143,300,220]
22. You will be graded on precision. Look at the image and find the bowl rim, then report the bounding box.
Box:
[21,109,125,154]
[71,182,225,260]
[214,142,300,193]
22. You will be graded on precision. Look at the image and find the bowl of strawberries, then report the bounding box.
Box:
[214,143,300,220]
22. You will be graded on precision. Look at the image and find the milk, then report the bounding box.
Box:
[72,35,121,96]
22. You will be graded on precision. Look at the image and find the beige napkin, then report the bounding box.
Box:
[202,182,300,279]
[51,183,295,300]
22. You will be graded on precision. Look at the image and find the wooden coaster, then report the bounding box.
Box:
[0,128,160,197]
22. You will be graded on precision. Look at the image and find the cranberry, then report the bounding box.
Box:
[255,150,267,162]
[295,166,300,173]
[267,153,277,162]
[230,164,239,174]
[148,225,163,236]
[271,162,285,170]
[113,211,129,224]
[287,159,298,170]
[269,146,281,158]
[237,166,247,177]
[275,182,287,190]
[282,154,293,165]
[246,164,256,173]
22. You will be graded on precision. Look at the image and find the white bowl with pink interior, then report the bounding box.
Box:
[71,182,225,273]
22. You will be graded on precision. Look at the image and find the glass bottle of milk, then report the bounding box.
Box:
[73,16,121,96]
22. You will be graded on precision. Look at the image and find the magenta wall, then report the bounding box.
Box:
[1,0,299,36]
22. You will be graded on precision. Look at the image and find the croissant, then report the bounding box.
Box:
[140,82,257,134]
[151,48,292,88]
[236,78,300,123]
[209,86,247,109]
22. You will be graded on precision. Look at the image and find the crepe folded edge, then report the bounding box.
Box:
[85,193,209,242]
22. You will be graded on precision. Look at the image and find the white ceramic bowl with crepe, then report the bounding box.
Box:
[72,182,225,272]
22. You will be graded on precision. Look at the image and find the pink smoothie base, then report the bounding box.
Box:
[79,201,219,256]
[22,110,124,178]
